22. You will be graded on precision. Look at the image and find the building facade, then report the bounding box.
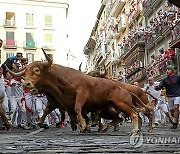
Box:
[0,0,69,65]
[84,0,179,85]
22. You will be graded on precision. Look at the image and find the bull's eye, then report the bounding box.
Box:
[33,67,40,75]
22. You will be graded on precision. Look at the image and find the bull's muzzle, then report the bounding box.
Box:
[24,82,34,89]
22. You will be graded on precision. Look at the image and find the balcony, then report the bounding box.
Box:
[162,25,170,36]
[23,41,37,50]
[145,36,154,49]
[111,0,126,16]
[130,35,145,51]
[25,22,36,29]
[153,28,163,44]
[169,24,180,48]
[42,43,55,51]
[143,0,162,17]
[3,19,16,28]
[3,40,17,49]
[126,68,146,84]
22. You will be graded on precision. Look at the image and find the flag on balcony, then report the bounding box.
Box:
[6,40,15,46]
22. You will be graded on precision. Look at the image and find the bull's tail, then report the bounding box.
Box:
[144,91,158,110]
[144,91,158,102]
[129,92,149,112]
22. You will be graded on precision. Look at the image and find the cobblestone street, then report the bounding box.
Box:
[0,123,179,153]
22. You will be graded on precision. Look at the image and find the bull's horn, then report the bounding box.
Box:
[79,62,82,71]
[4,64,25,77]
[42,48,53,66]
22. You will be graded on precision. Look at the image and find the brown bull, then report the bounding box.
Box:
[0,94,12,131]
[86,69,154,132]
[7,49,141,135]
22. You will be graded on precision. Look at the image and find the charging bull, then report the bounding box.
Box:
[6,49,143,135]
[85,67,155,132]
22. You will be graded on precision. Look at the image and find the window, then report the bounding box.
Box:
[26,13,34,26]
[26,53,34,63]
[6,31,14,40]
[45,15,52,27]
[5,12,15,26]
[6,53,14,59]
[26,33,35,48]
[45,34,53,43]
[6,31,15,45]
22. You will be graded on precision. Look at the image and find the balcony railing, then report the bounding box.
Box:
[3,40,17,48]
[126,68,146,84]
[3,19,16,28]
[143,0,161,16]
[23,41,37,49]
[130,34,145,49]
[169,24,180,48]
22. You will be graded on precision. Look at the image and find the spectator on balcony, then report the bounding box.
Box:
[164,49,176,65]
[1,53,23,78]
[171,15,179,40]
[155,65,180,129]
[118,71,126,83]
[137,25,144,39]
[159,49,166,73]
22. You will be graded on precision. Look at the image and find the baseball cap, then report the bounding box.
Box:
[166,65,175,72]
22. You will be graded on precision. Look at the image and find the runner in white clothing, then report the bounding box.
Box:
[0,67,12,130]
[10,76,26,128]
[143,77,162,126]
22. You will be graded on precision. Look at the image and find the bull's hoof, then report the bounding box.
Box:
[113,126,120,132]
[71,124,77,131]
[7,125,13,131]
[101,124,109,133]
[81,123,86,131]
[147,128,153,133]
[37,121,43,126]
[91,122,97,127]
[85,125,91,133]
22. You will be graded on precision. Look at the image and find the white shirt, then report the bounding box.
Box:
[143,82,161,101]
[11,78,24,98]
[0,75,6,95]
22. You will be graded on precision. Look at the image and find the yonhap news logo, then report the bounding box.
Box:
[130,133,180,147]
[130,133,143,148]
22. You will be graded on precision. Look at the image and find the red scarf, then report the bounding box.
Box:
[167,72,175,78]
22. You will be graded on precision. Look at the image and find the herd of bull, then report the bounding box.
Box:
[0,49,157,135]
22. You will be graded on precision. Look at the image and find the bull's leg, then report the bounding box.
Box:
[112,99,139,135]
[74,91,87,131]
[67,111,78,131]
[144,112,153,132]
[0,94,12,131]
[0,108,12,131]
[101,117,123,133]
[37,103,55,126]
[82,111,91,133]
[138,115,142,131]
